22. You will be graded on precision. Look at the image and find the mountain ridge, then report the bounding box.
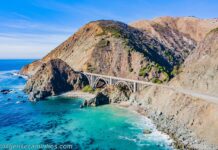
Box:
[21,17,218,84]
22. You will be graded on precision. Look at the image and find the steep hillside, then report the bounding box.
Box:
[131,16,218,42]
[171,28,218,96]
[131,17,218,63]
[21,17,218,84]
[126,29,218,149]
[21,20,192,83]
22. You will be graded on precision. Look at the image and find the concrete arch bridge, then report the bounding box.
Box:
[82,72,154,93]
[80,72,218,104]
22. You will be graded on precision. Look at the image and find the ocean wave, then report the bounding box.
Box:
[0,70,19,75]
[0,70,20,82]
[0,70,28,80]
[118,135,137,142]
[12,72,28,79]
[122,110,173,147]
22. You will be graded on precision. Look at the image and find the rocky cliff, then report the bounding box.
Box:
[24,59,88,101]
[124,27,218,149]
[171,28,218,96]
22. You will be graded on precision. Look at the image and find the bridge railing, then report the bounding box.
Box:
[84,72,151,85]
[82,72,218,103]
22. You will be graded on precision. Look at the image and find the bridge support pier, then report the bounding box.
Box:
[133,82,137,93]
[90,75,94,87]
[109,77,112,85]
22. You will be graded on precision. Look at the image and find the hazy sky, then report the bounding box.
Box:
[0,0,217,59]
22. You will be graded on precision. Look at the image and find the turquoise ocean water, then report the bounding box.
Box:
[0,60,173,150]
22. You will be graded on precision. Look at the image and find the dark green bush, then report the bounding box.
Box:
[151,78,163,84]
[139,65,152,77]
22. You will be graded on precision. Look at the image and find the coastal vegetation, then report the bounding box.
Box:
[139,63,170,83]
[82,85,95,93]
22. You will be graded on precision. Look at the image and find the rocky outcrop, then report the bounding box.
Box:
[80,85,131,107]
[20,60,42,77]
[24,59,88,101]
[0,89,12,94]
[81,92,109,107]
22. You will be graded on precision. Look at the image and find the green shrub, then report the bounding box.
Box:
[97,39,110,48]
[82,85,94,93]
[171,66,181,77]
[99,26,123,38]
[151,78,163,84]
[139,67,148,77]
[139,64,152,77]
[162,72,170,82]
[164,51,173,62]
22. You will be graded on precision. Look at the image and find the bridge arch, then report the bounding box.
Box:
[81,73,92,86]
[93,77,108,88]
[115,81,133,92]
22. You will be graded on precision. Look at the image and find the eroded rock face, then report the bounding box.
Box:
[24,59,88,101]
[80,85,131,108]
[81,92,109,108]
[171,29,218,96]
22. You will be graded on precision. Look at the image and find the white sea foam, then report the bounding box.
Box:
[118,136,137,142]
[16,101,22,104]
[0,70,19,75]
[121,108,173,147]
[12,72,28,80]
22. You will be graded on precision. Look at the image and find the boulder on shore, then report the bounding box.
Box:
[80,92,109,107]
[24,59,89,101]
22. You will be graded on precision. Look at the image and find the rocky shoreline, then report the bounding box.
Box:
[129,92,218,150]
[62,88,218,150]
[63,90,185,149]
[114,103,194,150]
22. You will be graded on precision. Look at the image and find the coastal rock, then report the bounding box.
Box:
[81,92,109,107]
[143,129,152,134]
[24,59,89,101]
[1,89,12,94]
[109,85,131,103]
